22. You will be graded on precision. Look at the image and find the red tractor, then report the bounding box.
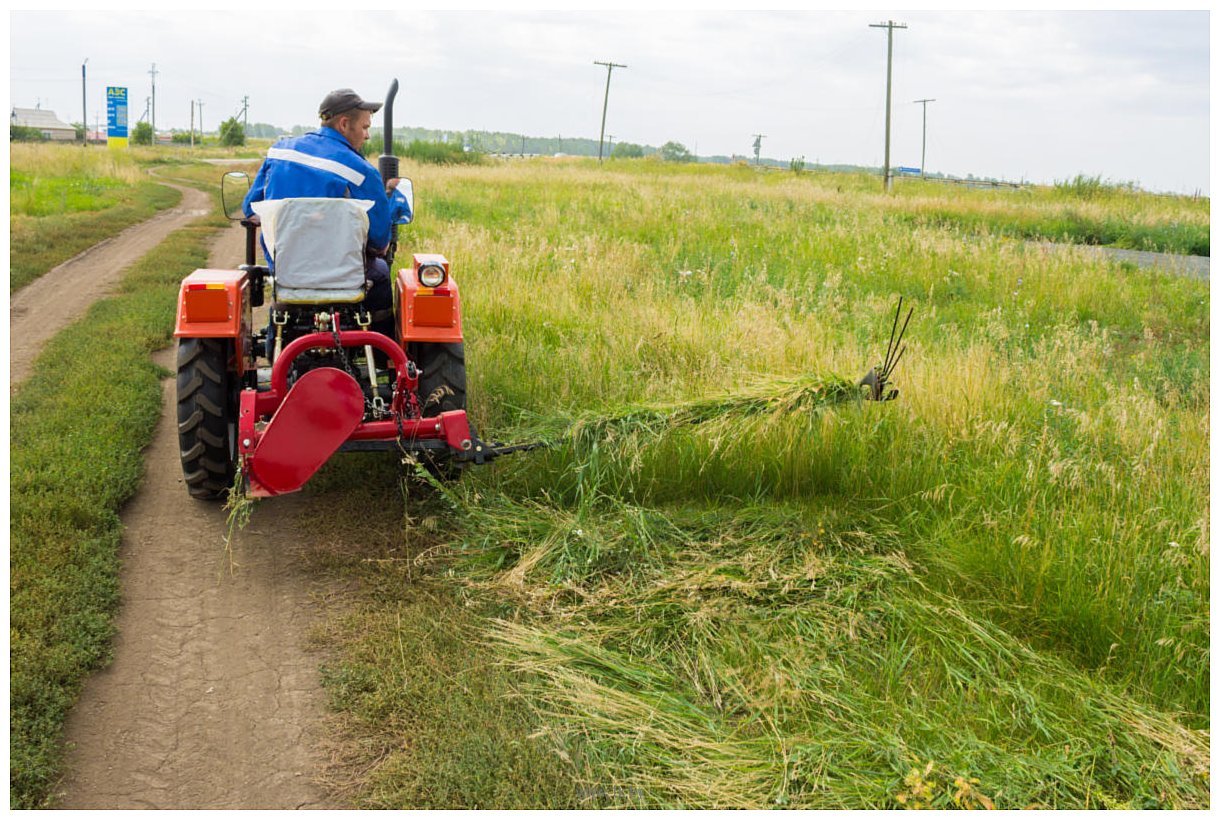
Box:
[174,80,509,500]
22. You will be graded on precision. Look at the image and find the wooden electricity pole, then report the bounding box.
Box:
[594,60,626,163]
[81,58,88,145]
[149,63,159,139]
[870,20,907,192]
[914,98,935,178]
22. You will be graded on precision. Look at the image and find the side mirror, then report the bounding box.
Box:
[392,177,415,225]
[221,171,250,221]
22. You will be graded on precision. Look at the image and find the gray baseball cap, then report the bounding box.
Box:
[319,88,382,120]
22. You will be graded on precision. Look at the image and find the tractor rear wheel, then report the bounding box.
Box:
[413,342,467,415]
[176,337,238,499]
[411,342,467,481]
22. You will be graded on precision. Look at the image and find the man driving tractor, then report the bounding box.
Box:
[243,87,409,340]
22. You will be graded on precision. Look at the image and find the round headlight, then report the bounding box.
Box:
[418,264,446,288]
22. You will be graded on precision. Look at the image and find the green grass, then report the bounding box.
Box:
[310,158,1207,807]
[8,149,1206,809]
[9,144,184,291]
[294,459,583,809]
[8,174,226,809]
[369,139,485,166]
[10,181,182,292]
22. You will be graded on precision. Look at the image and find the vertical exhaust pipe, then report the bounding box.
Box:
[378,78,399,185]
[378,78,400,266]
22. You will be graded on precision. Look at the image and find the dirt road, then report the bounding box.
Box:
[1034,241,1210,280]
[9,182,212,389]
[55,221,340,809]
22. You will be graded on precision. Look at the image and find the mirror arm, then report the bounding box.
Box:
[240,216,261,267]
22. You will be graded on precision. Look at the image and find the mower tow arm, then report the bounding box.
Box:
[454,437,549,465]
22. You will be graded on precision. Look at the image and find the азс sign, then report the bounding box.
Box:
[107,86,128,149]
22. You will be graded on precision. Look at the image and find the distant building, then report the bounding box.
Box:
[11,106,77,141]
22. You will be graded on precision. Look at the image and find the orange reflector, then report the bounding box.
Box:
[183,288,230,322]
[413,294,454,327]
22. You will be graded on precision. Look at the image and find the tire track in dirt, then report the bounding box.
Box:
[9,181,211,390]
[56,221,340,809]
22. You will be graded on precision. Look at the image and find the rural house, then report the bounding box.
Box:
[11,106,77,141]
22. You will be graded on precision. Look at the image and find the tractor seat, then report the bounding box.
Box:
[250,197,373,304]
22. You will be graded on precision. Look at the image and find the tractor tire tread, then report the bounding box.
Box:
[410,342,468,482]
[176,337,236,501]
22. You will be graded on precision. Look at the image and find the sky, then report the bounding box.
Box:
[8,9,1212,194]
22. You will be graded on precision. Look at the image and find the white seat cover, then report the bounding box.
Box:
[251,197,373,303]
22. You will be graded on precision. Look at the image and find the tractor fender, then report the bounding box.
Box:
[174,269,255,375]
[397,253,464,344]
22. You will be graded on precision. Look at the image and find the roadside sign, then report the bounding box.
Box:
[897,166,920,175]
[107,86,128,148]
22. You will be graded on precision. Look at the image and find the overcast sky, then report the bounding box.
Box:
[9,9,1211,194]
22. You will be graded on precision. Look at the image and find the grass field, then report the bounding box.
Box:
[311,157,1209,808]
[6,147,1209,809]
[9,144,183,291]
[8,161,228,809]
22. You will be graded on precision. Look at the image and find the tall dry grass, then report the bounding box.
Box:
[339,157,1208,807]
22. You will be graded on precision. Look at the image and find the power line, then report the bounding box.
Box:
[593,60,627,163]
[869,19,907,192]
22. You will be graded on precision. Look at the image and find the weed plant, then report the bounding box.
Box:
[338,158,1209,807]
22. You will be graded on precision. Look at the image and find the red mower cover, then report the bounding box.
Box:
[244,367,365,496]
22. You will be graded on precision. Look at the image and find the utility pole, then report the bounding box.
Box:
[913,98,935,179]
[148,63,158,139]
[869,20,907,192]
[190,100,195,148]
[752,134,766,166]
[607,134,614,156]
[240,95,249,132]
[593,60,626,163]
[81,58,88,145]
[196,99,205,142]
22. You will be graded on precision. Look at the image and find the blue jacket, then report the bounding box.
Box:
[244,127,394,251]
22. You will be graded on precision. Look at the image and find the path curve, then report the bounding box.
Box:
[9,181,210,389]
[56,220,339,809]
[1034,241,1210,280]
